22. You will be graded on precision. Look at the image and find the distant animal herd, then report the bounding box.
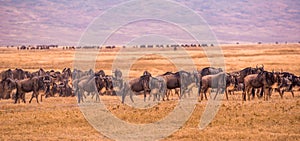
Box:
[0,65,299,104]
[8,44,213,50]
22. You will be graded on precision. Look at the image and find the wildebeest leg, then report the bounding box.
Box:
[213,88,219,100]
[157,93,161,101]
[260,88,264,98]
[279,89,284,98]
[29,94,33,103]
[40,93,43,102]
[121,93,126,103]
[201,88,208,101]
[244,87,250,101]
[225,88,229,100]
[242,91,246,101]
[36,92,39,103]
[143,90,148,102]
[247,87,252,101]
[148,92,152,101]
[290,90,294,98]
[129,92,134,103]
[251,88,255,99]
[165,89,170,101]
[29,92,36,103]
[263,87,268,101]
[198,86,201,97]
[21,93,25,103]
[77,89,83,103]
[80,90,85,103]
[95,93,100,102]
[176,88,180,99]
[14,89,19,104]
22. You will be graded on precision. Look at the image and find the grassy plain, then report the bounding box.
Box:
[0,44,299,140]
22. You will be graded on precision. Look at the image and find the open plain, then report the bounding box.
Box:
[0,44,300,140]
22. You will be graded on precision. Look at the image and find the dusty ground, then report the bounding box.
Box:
[0,44,300,140]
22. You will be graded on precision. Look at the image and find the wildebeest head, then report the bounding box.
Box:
[112,69,123,80]
[95,70,106,77]
[37,68,46,76]
[39,76,48,90]
[258,71,279,86]
[256,64,264,72]
[62,68,72,80]
[140,74,151,92]
[104,76,114,93]
[226,73,238,88]
[1,69,13,80]
[143,70,151,77]
[12,68,26,80]
[3,78,16,91]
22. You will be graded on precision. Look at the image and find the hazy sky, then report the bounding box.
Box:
[0,0,299,46]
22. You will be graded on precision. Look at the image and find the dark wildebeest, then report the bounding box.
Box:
[234,65,265,97]
[224,73,239,99]
[198,72,226,101]
[179,71,197,99]
[0,78,16,100]
[31,68,47,77]
[62,68,72,79]
[148,76,166,101]
[103,75,115,96]
[12,68,27,80]
[58,79,73,97]
[243,71,279,101]
[199,67,223,77]
[1,69,13,80]
[127,71,152,102]
[197,67,223,97]
[14,76,45,104]
[159,71,196,100]
[159,72,181,100]
[73,75,106,103]
[275,72,300,98]
[236,65,264,83]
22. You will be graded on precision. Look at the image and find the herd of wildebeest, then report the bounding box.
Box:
[0,64,299,104]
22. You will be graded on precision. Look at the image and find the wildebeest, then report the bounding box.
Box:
[199,67,223,77]
[148,76,166,101]
[31,68,47,77]
[0,78,16,100]
[103,75,115,96]
[243,71,279,101]
[224,73,238,99]
[12,68,27,80]
[73,75,105,103]
[58,79,74,97]
[1,69,13,80]
[159,72,181,100]
[275,72,300,98]
[159,71,196,100]
[127,71,152,102]
[198,72,226,101]
[236,65,264,83]
[14,76,45,103]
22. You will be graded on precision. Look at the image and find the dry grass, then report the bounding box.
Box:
[0,44,300,140]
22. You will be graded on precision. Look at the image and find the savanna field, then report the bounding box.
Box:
[0,44,300,140]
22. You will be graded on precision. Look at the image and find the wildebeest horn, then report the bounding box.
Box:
[280,69,283,73]
[261,64,264,68]
[256,64,258,68]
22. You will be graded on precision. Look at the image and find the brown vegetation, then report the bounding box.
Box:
[0,44,300,140]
